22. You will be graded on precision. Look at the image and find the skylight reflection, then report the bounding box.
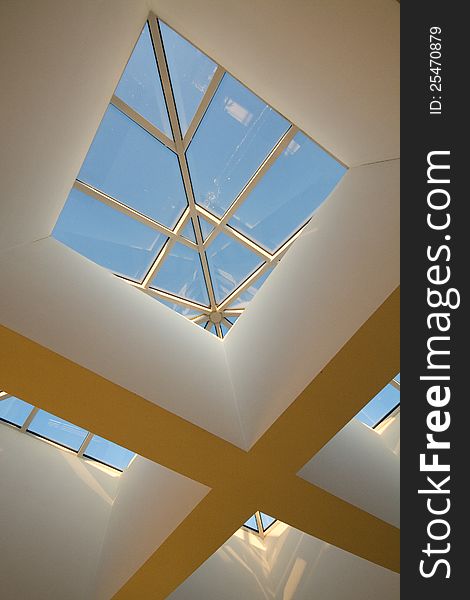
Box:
[187,74,290,217]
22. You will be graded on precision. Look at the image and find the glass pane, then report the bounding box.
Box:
[154,296,200,318]
[394,373,400,383]
[187,74,290,217]
[159,21,217,137]
[53,188,167,282]
[220,323,229,337]
[28,410,88,451]
[0,397,34,427]
[198,217,214,241]
[229,132,346,252]
[197,320,209,329]
[206,233,263,304]
[150,242,209,306]
[260,512,276,531]
[227,268,273,308]
[244,515,259,532]
[181,219,196,243]
[84,435,135,470]
[356,383,400,428]
[78,105,187,228]
[225,316,239,325]
[115,23,172,137]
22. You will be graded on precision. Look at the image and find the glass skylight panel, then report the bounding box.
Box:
[83,435,135,471]
[52,16,347,338]
[153,296,200,318]
[115,23,172,137]
[53,188,167,281]
[186,74,290,217]
[394,373,400,383]
[0,397,34,427]
[244,515,259,532]
[229,132,346,252]
[228,268,273,309]
[159,21,217,137]
[28,410,89,451]
[198,217,214,241]
[77,105,187,228]
[206,233,263,304]
[225,316,239,325]
[181,219,196,243]
[150,242,209,306]
[357,382,400,428]
[260,513,276,531]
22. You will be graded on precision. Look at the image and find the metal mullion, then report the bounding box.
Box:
[111,95,176,151]
[149,16,217,311]
[217,226,272,260]
[221,317,233,330]
[194,205,221,226]
[20,406,39,433]
[215,323,223,338]
[73,181,177,240]
[203,126,298,249]
[0,392,11,400]
[144,289,208,312]
[222,309,243,317]
[191,313,210,324]
[217,262,274,311]
[77,432,94,457]
[272,227,304,261]
[195,204,272,261]
[183,66,224,150]
[125,280,209,312]
[391,378,400,391]
[255,511,265,538]
[142,209,190,287]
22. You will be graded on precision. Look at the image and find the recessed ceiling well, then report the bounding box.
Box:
[52,17,346,338]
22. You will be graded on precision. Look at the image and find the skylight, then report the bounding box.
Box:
[356,374,400,428]
[52,16,346,338]
[243,511,277,536]
[0,393,135,471]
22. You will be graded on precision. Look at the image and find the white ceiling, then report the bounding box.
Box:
[0,0,399,449]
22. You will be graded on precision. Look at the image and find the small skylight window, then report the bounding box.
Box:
[83,435,135,470]
[356,374,400,428]
[28,410,89,451]
[0,396,34,427]
[0,393,136,472]
[52,16,346,339]
[243,511,277,536]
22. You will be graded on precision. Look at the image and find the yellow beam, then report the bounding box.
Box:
[259,475,400,573]
[113,484,259,600]
[250,287,400,473]
[0,287,400,598]
[0,324,245,488]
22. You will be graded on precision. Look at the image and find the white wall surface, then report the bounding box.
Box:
[298,412,400,527]
[225,159,400,447]
[0,238,242,447]
[0,423,119,600]
[94,454,209,600]
[0,0,398,252]
[168,521,399,600]
[0,0,399,451]
[0,423,209,600]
